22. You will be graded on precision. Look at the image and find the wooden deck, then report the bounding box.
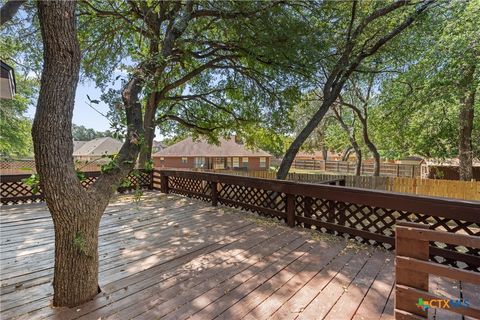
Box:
[0,192,469,319]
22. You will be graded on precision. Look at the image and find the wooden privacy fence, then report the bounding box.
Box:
[291,159,421,177]
[153,169,480,272]
[0,170,152,205]
[393,177,480,200]
[395,222,480,319]
[0,160,104,174]
[192,169,480,200]
[0,160,36,174]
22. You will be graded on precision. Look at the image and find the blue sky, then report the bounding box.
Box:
[27,81,114,132]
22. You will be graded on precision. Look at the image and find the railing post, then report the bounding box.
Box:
[160,173,169,194]
[149,170,154,190]
[286,193,296,227]
[396,164,400,177]
[210,181,218,206]
[395,222,430,319]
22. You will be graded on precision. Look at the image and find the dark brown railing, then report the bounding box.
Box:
[395,222,480,319]
[0,170,152,205]
[153,169,480,271]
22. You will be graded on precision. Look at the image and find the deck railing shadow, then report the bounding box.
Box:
[3,173,478,319]
[153,169,480,273]
[1,169,478,272]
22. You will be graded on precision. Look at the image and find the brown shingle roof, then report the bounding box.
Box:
[153,137,271,157]
[73,141,87,152]
[73,137,123,157]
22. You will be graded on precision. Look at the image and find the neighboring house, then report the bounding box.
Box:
[73,141,87,152]
[153,137,272,170]
[73,137,123,162]
[396,156,425,165]
[0,61,16,99]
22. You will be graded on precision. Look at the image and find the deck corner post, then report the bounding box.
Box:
[210,181,218,206]
[149,170,154,190]
[160,173,169,194]
[286,193,296,227]
[394,222,430,319]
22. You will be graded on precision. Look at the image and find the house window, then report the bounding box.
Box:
[233,157,239,168]
[160,157,165,161]
[181,157,188,164]
[194,157,205,168]
[260,157,266,168]
[242,157,249,168]
[214,157,225,169]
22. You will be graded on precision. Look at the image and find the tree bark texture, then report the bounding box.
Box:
[458,64,476,181]
[360,119,380,176]
[137,5,193,167]
[340,147,352,162]
[33,0,104,307]
[33,0,144,307]
[0,0,25,26]
[277,99,334,179]
[137,91,158,167]
[333,108,362,176]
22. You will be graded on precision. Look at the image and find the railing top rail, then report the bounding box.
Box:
[396,223,480,249]
[1,169,151,182]
[155,169,480,221]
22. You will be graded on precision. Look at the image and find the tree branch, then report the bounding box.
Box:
[0,0,25,26]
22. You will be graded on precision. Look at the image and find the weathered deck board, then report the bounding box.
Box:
[0,192,464,319]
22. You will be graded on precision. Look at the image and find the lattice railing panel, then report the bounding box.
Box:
[0,180,44,205]
[1,170,152,205]
[81,176,98,189]
[117,171,152,193]
[218,183,286,221]
[342,203,402,239]
[291,195,479,271]
[168,176,211,202]
[294,196,331,232]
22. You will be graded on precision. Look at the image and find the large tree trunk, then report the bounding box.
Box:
[321,147,328,161]
[137,92,158,168]
[277,99,333,179]
[341,147,352,161]
[361,123,381,176]
[33,0,144,307]
[137,36,160,169]
[51,207,103,306]
[344,102,380,177]
[333,108,362,176]
[33,0,104,306]
[458,64,476,181]
[354,149,362,176]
